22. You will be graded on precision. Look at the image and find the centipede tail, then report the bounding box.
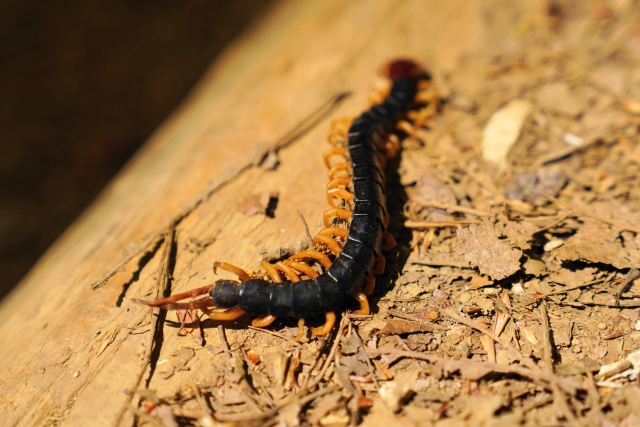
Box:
[135,59,436,335]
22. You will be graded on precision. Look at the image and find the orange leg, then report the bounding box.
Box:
[328,162,351,180]
[201,306,245,321]
[252,314,277,327]
[293,318,306,342]
[323,208,352,228]
[396,120,415,136]
[363,275,376,295]
[383,134,401,159]
[310,311,336,336]
[384,212,390,228]
[275,261,300,282]
[373,253,386,275]
[317,226,349,239]
[132,285,213,307]
[313,234,343,255]
[283,260,319,279]
[327,188,354,207]
[327,176,351,190]
[213,262,251,282]
[289,249,332,270]
[261,260,282,283]
[323,146,347,168]
[353,293,370,315]
[381,231,397,251]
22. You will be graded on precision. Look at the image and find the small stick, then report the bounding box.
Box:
[247,326,303,348]
[405,219,480,228]
[305,317,347,390]
[297,210,314,248]
[615,268,640,306]
[113,222,176,427]
[541,302,579,426]
[410,197,493,217]
[347,319,380,391]
[365,347,578,395]
[218,325,235,369]
[442,308,539,372]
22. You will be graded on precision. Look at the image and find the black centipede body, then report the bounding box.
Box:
[209,75,421,318]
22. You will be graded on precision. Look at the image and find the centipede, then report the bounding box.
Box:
[134,59,439,337]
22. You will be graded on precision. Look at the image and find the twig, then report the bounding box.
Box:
[301,334,331,390]
[541,302,579,426]
[365,347,578,395]
[217,325,235,369]
[615,268,640,306]
[405,219,480,228]
[542,278,607,297]
[247,325,303,348]
[297,210,314,248]
[441,308,539,372]
[113,222,176,427]
[305,317,347,390]
[533,133,606,168]
[410,197,494,217]
[260,92,351,162]
[214,385,339,423]
[347,319,380,391]
[413,260,473,269]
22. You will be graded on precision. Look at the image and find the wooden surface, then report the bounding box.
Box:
[0,1,541,425]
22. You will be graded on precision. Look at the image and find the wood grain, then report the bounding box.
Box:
[0,0,540,425]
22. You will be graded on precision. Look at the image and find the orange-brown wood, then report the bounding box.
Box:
[0,1,519,424]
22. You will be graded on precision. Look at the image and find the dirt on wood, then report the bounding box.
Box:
[1,0,640,426]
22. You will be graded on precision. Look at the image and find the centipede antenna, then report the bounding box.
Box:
[131,285,212,307]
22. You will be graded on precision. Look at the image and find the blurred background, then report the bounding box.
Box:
[0,0,276,300]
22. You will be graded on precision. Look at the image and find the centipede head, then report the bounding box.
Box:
[382,58,431,81]
[211,280,241,308]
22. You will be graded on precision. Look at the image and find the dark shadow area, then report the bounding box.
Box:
[0,0,278,300]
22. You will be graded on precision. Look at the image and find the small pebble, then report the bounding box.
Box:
[598,323,608,330]
[544,239,564,251]
[379,381,414,412]
[73,371,81,378]
[635,320,640,331]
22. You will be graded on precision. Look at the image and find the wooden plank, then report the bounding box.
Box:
[0,0,540,425]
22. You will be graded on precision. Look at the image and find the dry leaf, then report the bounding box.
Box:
[378,319,433,335]
[481,98,532,168]
[553,220,640,269]
[456,222,523,280]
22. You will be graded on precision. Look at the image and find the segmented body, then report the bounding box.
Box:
[135,59,433,333]
[213,76,419,318]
